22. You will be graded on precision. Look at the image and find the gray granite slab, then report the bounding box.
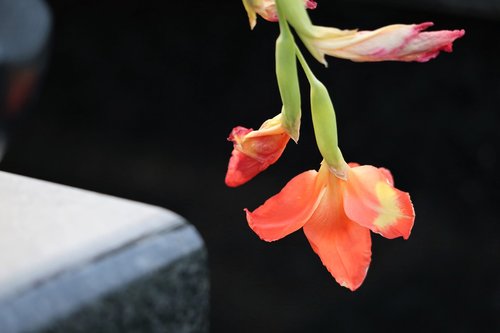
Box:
[0,171,208,332]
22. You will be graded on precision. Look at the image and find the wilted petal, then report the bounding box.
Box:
[226,149,265,187]
[258,0,279,23]
[242,0,259,29]
[343,165,415,239]
[242,0,317,29]
[300,26,358,66]
[225,116,290,187]
[303,168,372,291]
[311,22,464,63]
[246,170,324,241]
[238,128,290,163]
[305,0,317,10]
[395,23,465,62]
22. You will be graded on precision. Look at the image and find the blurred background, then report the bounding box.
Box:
[0,0,498,331]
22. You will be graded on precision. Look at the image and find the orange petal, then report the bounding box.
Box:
[344,165,415,239]
[378,167,394,186]
[349,163,393,185]
[240,132,290,164]
[303,178,372,291]
[246,170,324,241]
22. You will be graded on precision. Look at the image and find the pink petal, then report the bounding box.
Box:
[397,23,466,62]
[246,170,324,241]
[305,0,317,10]
[315,22,464,62]
[228,126,252,141]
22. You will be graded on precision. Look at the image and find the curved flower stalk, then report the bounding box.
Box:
[276,0,464,65]
[229,0,463,290]
[225,114,290,187]
[246,161,415,290]
[242,0,317,29]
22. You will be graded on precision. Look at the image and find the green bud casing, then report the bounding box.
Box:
[276,21,301,141]
[310,78,345,170]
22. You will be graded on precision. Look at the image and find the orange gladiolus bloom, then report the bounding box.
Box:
[225,115,290,187]
[246,161,415,290]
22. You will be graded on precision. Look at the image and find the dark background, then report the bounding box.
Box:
[1,0,498,332]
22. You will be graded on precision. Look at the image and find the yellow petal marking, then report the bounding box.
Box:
[373,181,401,230]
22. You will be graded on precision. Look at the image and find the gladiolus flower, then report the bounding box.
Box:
[301,22,465,65]
[242,0,317,30]
[246,161,415,290]
[225,114,290,187]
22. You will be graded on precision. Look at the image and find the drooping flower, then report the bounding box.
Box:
[225,114,290,187]
[274,0,464,66]
[246,161,415,290]
[242,0,317,30]
[303,22,466,65]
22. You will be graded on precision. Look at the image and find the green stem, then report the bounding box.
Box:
[276,0,287,31]
[295,46,347,173]
[275,0,302,141]
[295,44,317,84]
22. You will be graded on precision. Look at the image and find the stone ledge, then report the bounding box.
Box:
[0,171,208,332]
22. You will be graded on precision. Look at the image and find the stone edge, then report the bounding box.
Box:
[0,222,205,333]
